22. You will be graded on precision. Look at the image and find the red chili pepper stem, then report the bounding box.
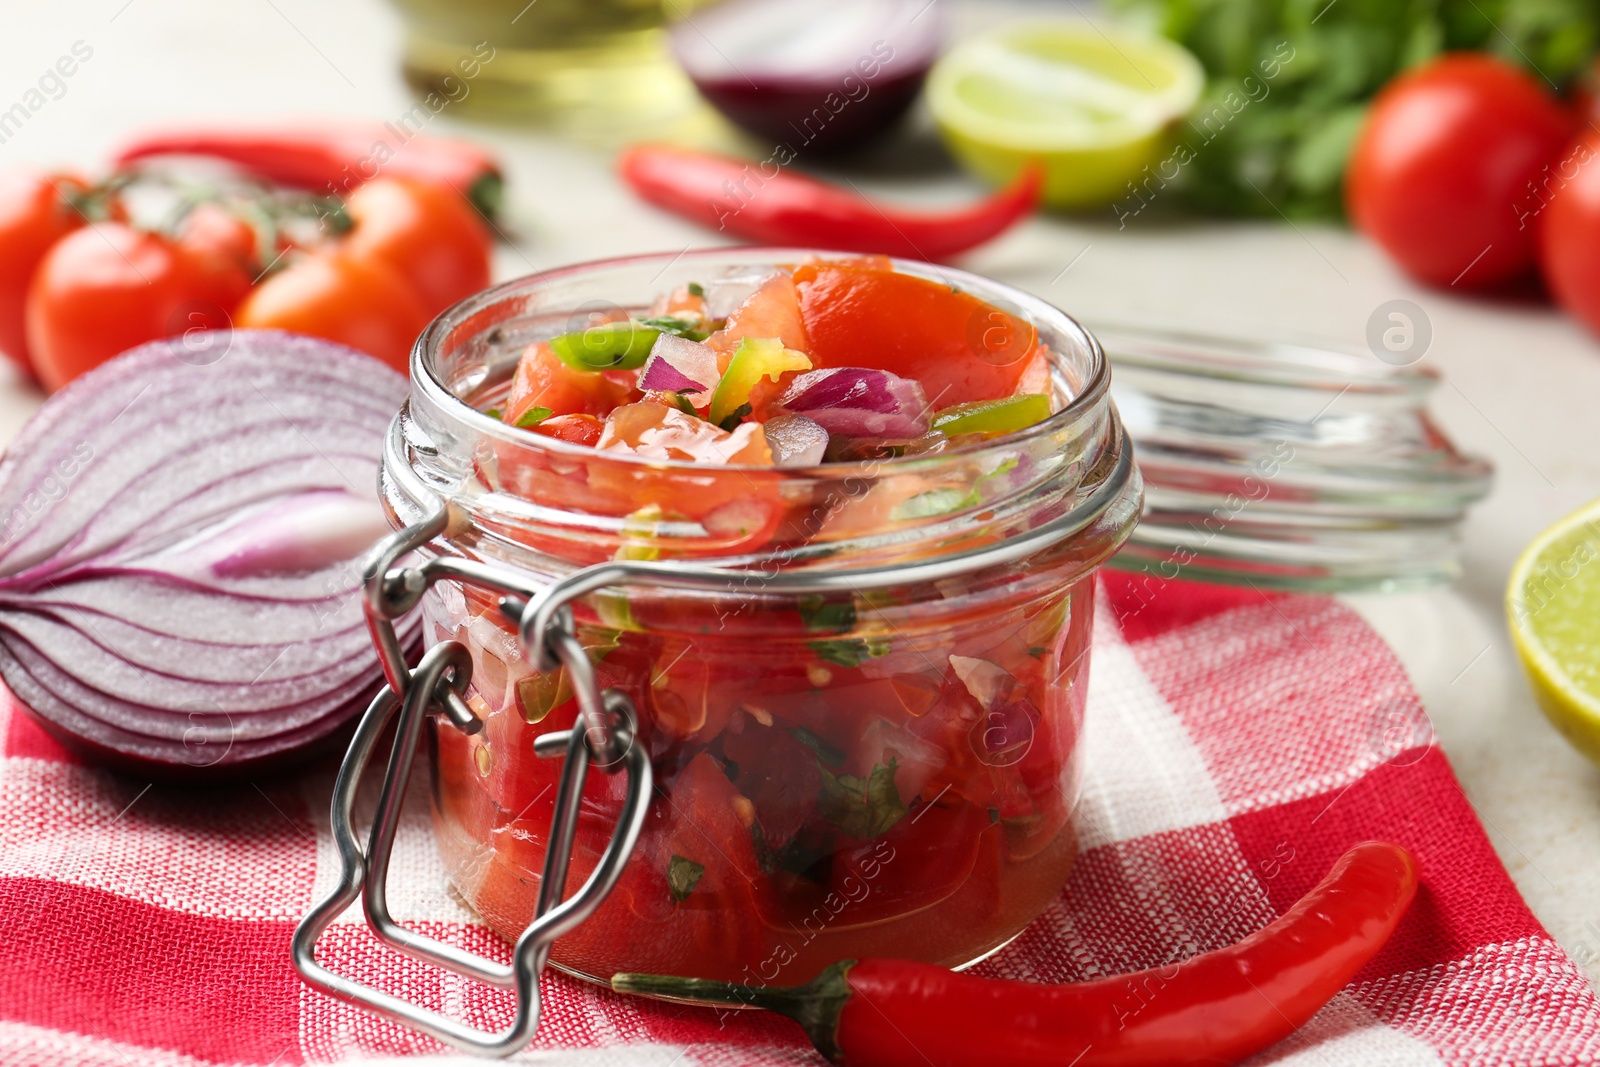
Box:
[612,962,857,1061]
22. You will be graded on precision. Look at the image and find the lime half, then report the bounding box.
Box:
[926,20,1203,210]
[1508,498,1600,767]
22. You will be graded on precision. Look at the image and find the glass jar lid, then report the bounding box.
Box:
[1096,325,1493,593]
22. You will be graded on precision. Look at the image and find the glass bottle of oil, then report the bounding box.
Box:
[390,0,697,134]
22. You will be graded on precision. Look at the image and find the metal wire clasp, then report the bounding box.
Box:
[291,505,652,1057]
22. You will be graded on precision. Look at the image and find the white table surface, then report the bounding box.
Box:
[5,0,1598,987]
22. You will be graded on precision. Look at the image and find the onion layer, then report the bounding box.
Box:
[0,330,412,778]
[779,366,930,439]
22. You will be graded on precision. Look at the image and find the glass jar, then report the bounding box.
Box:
[382,250,1141,987]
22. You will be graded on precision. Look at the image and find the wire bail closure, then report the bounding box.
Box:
[291,503,652,1057]
[292,428,1135,1057]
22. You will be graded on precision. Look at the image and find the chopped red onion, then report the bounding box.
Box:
[0,330,412,778]
[763,413,829,467]
[780,367,930,439]
[639,333,719,394]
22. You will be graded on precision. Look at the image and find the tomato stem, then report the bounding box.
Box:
[611,961,856,1061]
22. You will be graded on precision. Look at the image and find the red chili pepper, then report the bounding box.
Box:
[613,841,1417,1067]
[111,123,503,220]
[617,144,1040,262]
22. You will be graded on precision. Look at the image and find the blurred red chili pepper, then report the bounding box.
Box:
[614,841,1418,1067]
[617,144,1040,261]
[112,123,503,220]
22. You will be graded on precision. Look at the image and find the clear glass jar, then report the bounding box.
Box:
[382,250,1141,986]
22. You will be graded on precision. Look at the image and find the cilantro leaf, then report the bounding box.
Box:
[810,636,890,669]
[789,726,845,768]
[667,854,705,902]
[717,402,752,431]
[514,406,553,428]
[639,315,710,342]
[797,593,856,634]
[687,281,705,297]
[818,759,907,840]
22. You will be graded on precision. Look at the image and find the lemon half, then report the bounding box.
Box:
[926,20,1204,210]
[1507,498,1600,767]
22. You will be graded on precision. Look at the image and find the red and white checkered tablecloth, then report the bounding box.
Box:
[1,572,1596,1066]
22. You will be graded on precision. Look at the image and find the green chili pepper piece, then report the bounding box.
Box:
[930,393,1052,437]
[550,321,661,371]
[709,336,812,426]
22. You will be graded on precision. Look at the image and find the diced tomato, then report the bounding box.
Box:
[650,283,707,319]
[647,650,737,741]
[574,752,770,975]
[722,718,822,848]
[534,412,603,446]
[433,722,497,844]
[707,273,811,364]
[793,263,1038,406]
[831,800,999,925]
[505,341,633,421]
[599,402,773,465]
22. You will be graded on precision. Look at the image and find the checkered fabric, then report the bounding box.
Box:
[1,573,1595,1066]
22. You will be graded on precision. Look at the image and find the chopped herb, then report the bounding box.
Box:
[810,636,890,669]
[798,593,856,634]
[717,402,752,432]
[669,391,698,417]
[687,281,705,297]
[751,820,831,877]
[1028,646,1048,658]
[514,406,553,428]
[639,315,710,342]
[989,806,1001,823]
[891,487,978,521]
[790,726,845,768]
[818,759,908,840]
[484,406,503,421]
[667,854,705,902]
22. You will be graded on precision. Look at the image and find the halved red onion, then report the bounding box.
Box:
[0,330,412,779]
[670,0,943,154]
[639,333,719,394]
[763,412,828,467]
[780,367,930,439]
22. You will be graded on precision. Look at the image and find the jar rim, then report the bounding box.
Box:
[409,247,1111,475]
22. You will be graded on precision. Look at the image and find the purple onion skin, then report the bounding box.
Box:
[8,681,368,784]
[692,65,929,155]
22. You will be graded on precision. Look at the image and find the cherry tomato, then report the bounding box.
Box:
[235,246,431,373]
[1346,53,1573,289]
[343,177,491,312]
[176,201,259,280]
[26,222,247,392]
[794,263,1038,405]
[0,169,88,374]
[1537,130,1600,337]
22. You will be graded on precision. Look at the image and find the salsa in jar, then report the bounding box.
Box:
[388,251,1141,987]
